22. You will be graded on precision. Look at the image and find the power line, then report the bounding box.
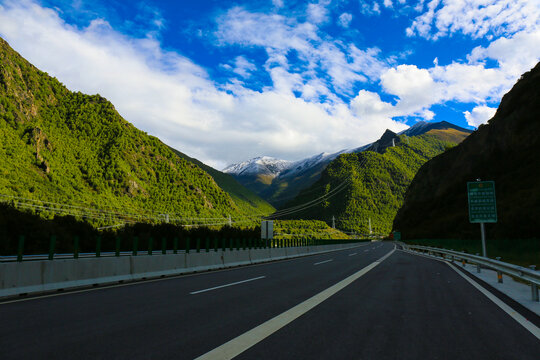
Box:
[265,156,368,219]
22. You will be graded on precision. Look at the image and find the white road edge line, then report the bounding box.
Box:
[446,262,540,340]
[313,259,333,266]
[402,248,540,341]
[348,253,357,257]
[190,276,266,295]
[195,247,396,360]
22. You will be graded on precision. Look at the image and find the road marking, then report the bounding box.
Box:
[348,253,357,257]
[314,259,333,266]
[364,250,369,252]
[195,248,395,360]
[447,262,540,340]
[190,276,266,295]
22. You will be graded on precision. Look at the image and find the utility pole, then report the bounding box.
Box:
[332,216,335,229]
[165,214,169,224]
[369,217,372,235]
[392,138,395,147]
[228,214,232,227]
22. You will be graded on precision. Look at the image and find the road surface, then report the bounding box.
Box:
[1,242,538,359]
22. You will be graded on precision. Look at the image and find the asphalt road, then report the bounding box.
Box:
[1,242,538,359]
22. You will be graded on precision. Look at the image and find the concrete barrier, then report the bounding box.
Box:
[0,242,366,299]
[130,254,187,279]
[248,249,272,264]
[269,248,288,261]
[222,249,251,267]
[186,252,223,272]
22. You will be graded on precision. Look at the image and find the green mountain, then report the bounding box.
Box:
[0,37,273,227]
[278,131,465,234]
[393,62,540,241]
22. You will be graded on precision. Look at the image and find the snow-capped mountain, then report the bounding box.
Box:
[224,121,473,207]
[223,156,293,178]
[280,151,347,178]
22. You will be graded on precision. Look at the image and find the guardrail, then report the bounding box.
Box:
[404,244,540,302]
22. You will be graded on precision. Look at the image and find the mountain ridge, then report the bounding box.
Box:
[226,121,472,207]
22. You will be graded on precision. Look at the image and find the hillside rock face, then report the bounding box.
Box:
[393,63,540,240]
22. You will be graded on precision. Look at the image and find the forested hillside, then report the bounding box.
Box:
[394,62,540,241]
[0,37,272,227]
[280,133,458,234]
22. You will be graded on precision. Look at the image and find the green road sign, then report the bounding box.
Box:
[467,181,497,223]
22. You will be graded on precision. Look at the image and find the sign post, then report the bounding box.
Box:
[467,181,497,257]
[261,220,274,247]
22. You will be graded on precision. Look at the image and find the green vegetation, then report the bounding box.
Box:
[274,220,351,240]
[0,202,258,255]
[0,37,273,229]
[0,203,360,256]
[282,134,457,234]
[404,238,540,268]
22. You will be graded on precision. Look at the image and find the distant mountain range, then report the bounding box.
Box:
[225,121,472,208]
[394,62,540,240]
[0,37,274,226]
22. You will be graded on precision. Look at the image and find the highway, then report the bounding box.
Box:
[1,242,539,359]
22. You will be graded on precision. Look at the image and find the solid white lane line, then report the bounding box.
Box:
[195,248,396,360]
[364,250,369,252]
[190,276,266,295]
[348,253,357,257]
[447,262,540,340]
[314,259,333,266]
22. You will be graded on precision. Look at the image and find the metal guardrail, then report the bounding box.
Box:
[404,244,540,302]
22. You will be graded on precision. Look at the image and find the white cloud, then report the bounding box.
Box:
[383,0,393,8]
[464,105,497,127]
[232,56,256,78]
[307,2,329,24]
[0,1,405,169]
[359,1,382,16]
[272,0,284,8]
[378,54,537,122]
[468,30,540,79]
[350,90,397,120]
[407,0,540,40]
[216,7,390,94]
[338,12,352,28]
[380,64,439,114]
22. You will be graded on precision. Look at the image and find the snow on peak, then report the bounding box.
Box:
[223,156,293,177]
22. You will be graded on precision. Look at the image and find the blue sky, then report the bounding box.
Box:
[0,0,539,168]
